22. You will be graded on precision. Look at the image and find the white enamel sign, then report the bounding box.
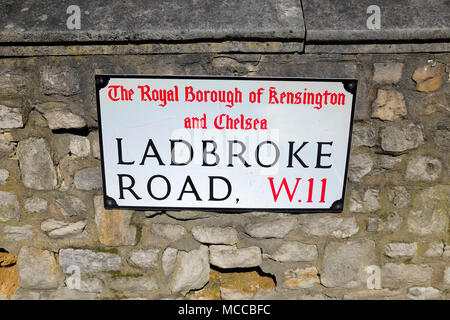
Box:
[96,75,357,212]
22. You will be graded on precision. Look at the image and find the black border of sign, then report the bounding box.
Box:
[95,75,357,214]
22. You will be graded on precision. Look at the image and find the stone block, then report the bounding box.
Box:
[18,137,57,190]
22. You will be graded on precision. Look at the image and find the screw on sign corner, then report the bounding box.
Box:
[96,76,110,89]
[104,196,117,208]
[343,80,357,94]
[366,5,381,30]
[330,199,344,212]
[66,5,81,30]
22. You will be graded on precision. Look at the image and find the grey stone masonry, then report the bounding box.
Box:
[18,137,58,190]
[59,249,122,274]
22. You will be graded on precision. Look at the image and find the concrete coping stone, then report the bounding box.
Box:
[0,0,305,43]
[0,0,448,54]
[302,0,450,42]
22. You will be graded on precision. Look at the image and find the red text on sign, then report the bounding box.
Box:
[268,177,327,203]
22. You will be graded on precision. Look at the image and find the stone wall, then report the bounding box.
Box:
[0,50,448,300]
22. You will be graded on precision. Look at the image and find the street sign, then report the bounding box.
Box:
[96,75,357,213]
